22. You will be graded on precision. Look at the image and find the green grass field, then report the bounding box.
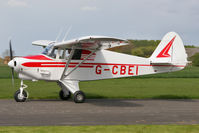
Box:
[1,125,199,133]
[0,66,199,99]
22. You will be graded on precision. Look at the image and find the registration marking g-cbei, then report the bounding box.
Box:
[95,65,138,75]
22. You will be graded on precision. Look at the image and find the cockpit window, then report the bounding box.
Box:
[42,44,59,58]
[42,45,83,60]
[49,48,58,58]
[42,44,54,55]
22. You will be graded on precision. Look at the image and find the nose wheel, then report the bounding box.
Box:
[14,80,28,102]
[14,90,28,102]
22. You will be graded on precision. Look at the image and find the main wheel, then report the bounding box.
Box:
[14,90,28,102]
[73,91,85,103]
[59,90,71,100]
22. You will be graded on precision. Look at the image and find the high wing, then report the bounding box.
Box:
[52,36,127,80]
[32,40,55,47]
[54,36,128,50]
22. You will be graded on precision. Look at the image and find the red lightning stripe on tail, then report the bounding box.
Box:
[156,36,176,58]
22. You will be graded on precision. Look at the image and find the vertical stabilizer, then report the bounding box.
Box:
[150,32,187,66]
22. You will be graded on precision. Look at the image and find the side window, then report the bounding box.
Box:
[58,49,82,60]
[49,48,58,58]
[64,49,70,59]
[59,49,65,59]
[72,49,82,60]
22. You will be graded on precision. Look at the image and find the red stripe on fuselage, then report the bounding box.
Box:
[23,55,52,60]
[21,62,185,68]
[22,62,93,68]
[81,63,185,67]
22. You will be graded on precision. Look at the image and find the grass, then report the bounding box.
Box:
[0,66,17,79]
[1,66,199,99]
[81,78,199,99]
[1,77,199,99]
[1,125,199,133]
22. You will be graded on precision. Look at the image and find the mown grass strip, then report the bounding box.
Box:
[1,78,199,99]
[1,125,199,133]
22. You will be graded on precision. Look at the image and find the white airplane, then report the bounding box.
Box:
[8,32,187,103]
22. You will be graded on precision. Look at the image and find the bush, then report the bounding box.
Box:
[129,40,160,47]
[185,45,197,48]
[190,53,199,66]
[131,46,156,57]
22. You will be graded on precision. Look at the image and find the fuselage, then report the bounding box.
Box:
[8,50,185,82]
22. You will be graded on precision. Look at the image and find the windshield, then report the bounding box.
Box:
[42,43,54,55]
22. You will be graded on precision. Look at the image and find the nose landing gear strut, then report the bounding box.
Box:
[14,80,29,102]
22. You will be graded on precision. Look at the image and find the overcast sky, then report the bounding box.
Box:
[0,0,199,56]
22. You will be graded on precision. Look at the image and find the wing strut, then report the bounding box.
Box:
[60,47,75,79]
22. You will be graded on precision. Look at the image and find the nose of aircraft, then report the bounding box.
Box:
[8,60,15,68]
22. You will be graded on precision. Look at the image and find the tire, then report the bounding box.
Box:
[14,90,28,102]
[73,91,85,103]
[59,90,71,100]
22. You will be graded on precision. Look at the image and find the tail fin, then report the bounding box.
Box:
[150,32,187,67]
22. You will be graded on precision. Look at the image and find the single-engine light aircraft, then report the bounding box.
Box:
[8,32,187,103]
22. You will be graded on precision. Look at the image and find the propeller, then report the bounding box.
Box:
[9,40,14,87]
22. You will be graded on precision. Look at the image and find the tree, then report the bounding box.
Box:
[0,57,3,64]
[1,49,15,58]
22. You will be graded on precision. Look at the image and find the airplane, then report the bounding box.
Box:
[8,32,188,103]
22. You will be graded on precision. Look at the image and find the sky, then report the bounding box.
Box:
[0,0,199,56]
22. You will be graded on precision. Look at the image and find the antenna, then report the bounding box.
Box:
[62,26,72,42]
[55,28,63,42]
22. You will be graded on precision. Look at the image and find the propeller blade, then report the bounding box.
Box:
[9,40,14,88]
[9,40,13,60]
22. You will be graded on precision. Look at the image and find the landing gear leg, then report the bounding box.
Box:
[14,80,28,102]
[59,80,86,103]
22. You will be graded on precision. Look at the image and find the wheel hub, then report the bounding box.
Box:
[17,93,24,100]
[77,94,83,101]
